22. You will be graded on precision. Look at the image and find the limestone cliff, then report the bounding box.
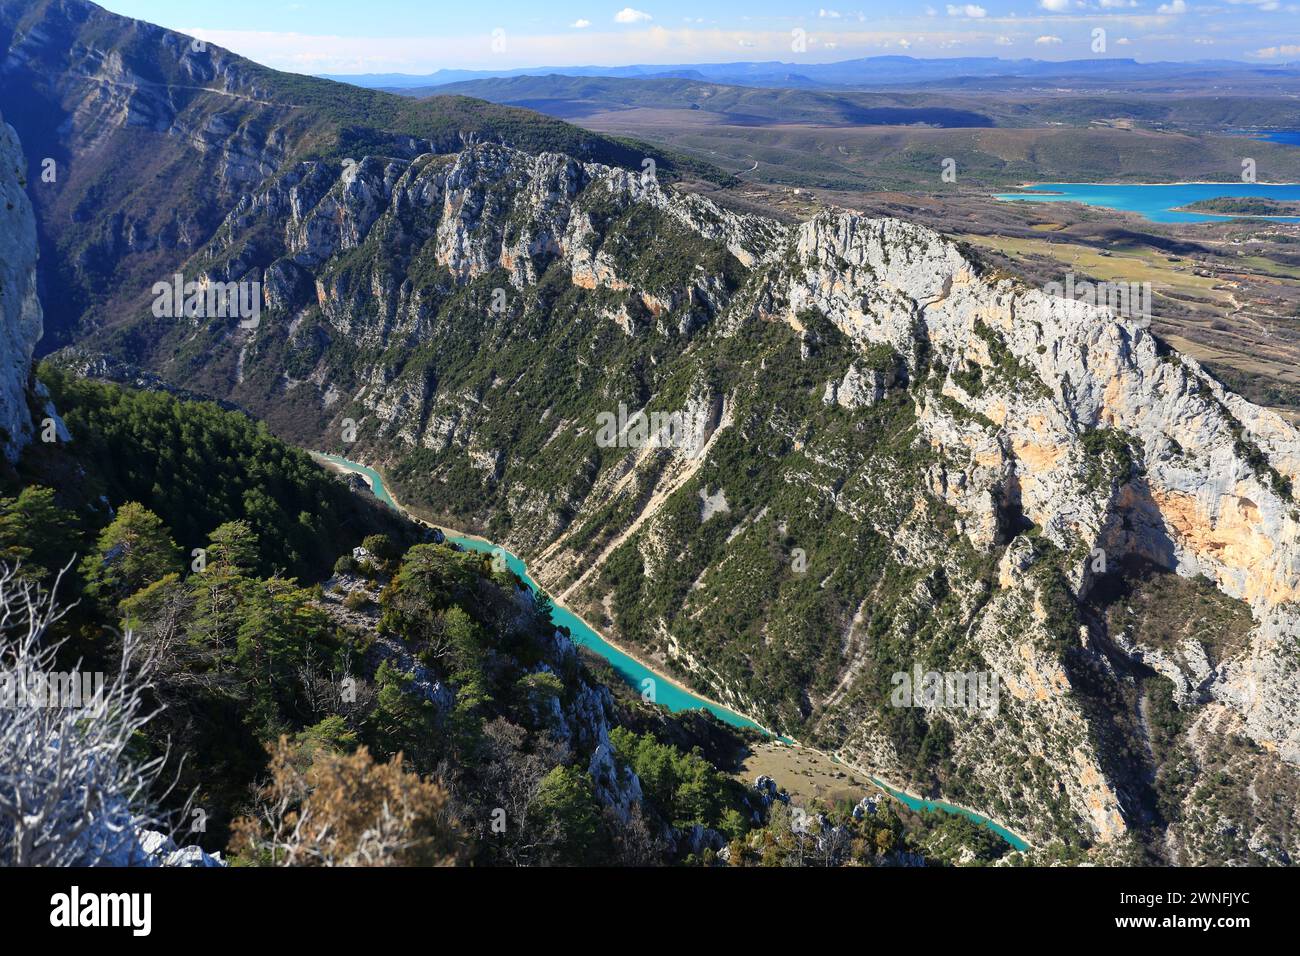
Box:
[0,113,43,463]
[57,138,1300,863]
[782,212,1300,766]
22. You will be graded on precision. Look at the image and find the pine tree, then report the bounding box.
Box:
[79,502,181,608]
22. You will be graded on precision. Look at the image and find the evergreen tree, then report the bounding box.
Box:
[0,487,80,581]
[534,765,604,864]
[79,502,182,607]
[207,520,260,576]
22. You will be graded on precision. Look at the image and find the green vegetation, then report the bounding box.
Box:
[1080,426,1138,491]
[973,319,1051,399]
[610,727,750,835]
[1090,556,1254,667]
[40,365,411,580]
[6,374,780,865]
[1177,197,1300,217]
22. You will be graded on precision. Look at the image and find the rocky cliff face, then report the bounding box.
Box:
[0,113,43,463]
[772,213,1300,856]
[0,0,708,351]
[9,2,1299,864]
[62,135,1299,861]
[782,213,1300,761]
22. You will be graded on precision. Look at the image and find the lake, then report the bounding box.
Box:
[1251,130,1300,148]
[995,181,1300,224]
[319,451,1031,852]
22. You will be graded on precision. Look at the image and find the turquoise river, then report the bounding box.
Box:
[315,452,1031,852]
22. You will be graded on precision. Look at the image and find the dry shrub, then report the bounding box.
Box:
[231,738,458,866]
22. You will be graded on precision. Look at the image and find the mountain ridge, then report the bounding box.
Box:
[321,55,1300,92]
[0,0,726,353]
[5,0,1300,864]
[47,129,1300,860]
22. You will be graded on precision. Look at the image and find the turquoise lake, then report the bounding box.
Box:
[320,452,1031,852]
[1252,130,1300,148]
[995,182,1300,224]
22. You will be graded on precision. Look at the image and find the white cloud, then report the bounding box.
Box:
[1035,34,1064,44]
[1156,0,1187,11]
[1116,36,1132,44]
[819,8,842,17]
[946,3,986,16]
[1098,0,1137,7]
[1039,0,1071,10]
[898,38,912,47]
[995,35,1013,45]
[571,19,591,28]
[1255,44,1300,57]
[614,7,652,23]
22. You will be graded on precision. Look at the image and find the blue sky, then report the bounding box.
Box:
[98,1,1300,73]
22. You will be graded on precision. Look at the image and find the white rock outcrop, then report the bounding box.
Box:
[783,210,1300,771]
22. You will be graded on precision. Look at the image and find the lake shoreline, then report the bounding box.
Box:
[1006,179,1300,189]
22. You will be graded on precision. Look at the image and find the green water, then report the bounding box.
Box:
[316,453,400,510]
[320,452,1030,851]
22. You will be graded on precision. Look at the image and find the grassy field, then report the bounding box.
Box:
[955,227,1300,421]
[578,112,1300,190]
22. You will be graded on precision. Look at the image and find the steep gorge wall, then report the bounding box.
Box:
[782,213,1300,767]
[52,134,1300,858]
[0,112,42,463]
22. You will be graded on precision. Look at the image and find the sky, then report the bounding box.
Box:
[98,1,1300,74]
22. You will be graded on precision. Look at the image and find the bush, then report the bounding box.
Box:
[343,590,372,611]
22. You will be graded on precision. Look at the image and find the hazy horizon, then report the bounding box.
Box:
[95,0,1300,75]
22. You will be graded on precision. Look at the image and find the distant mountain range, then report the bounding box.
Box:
[322,56,1300,92]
